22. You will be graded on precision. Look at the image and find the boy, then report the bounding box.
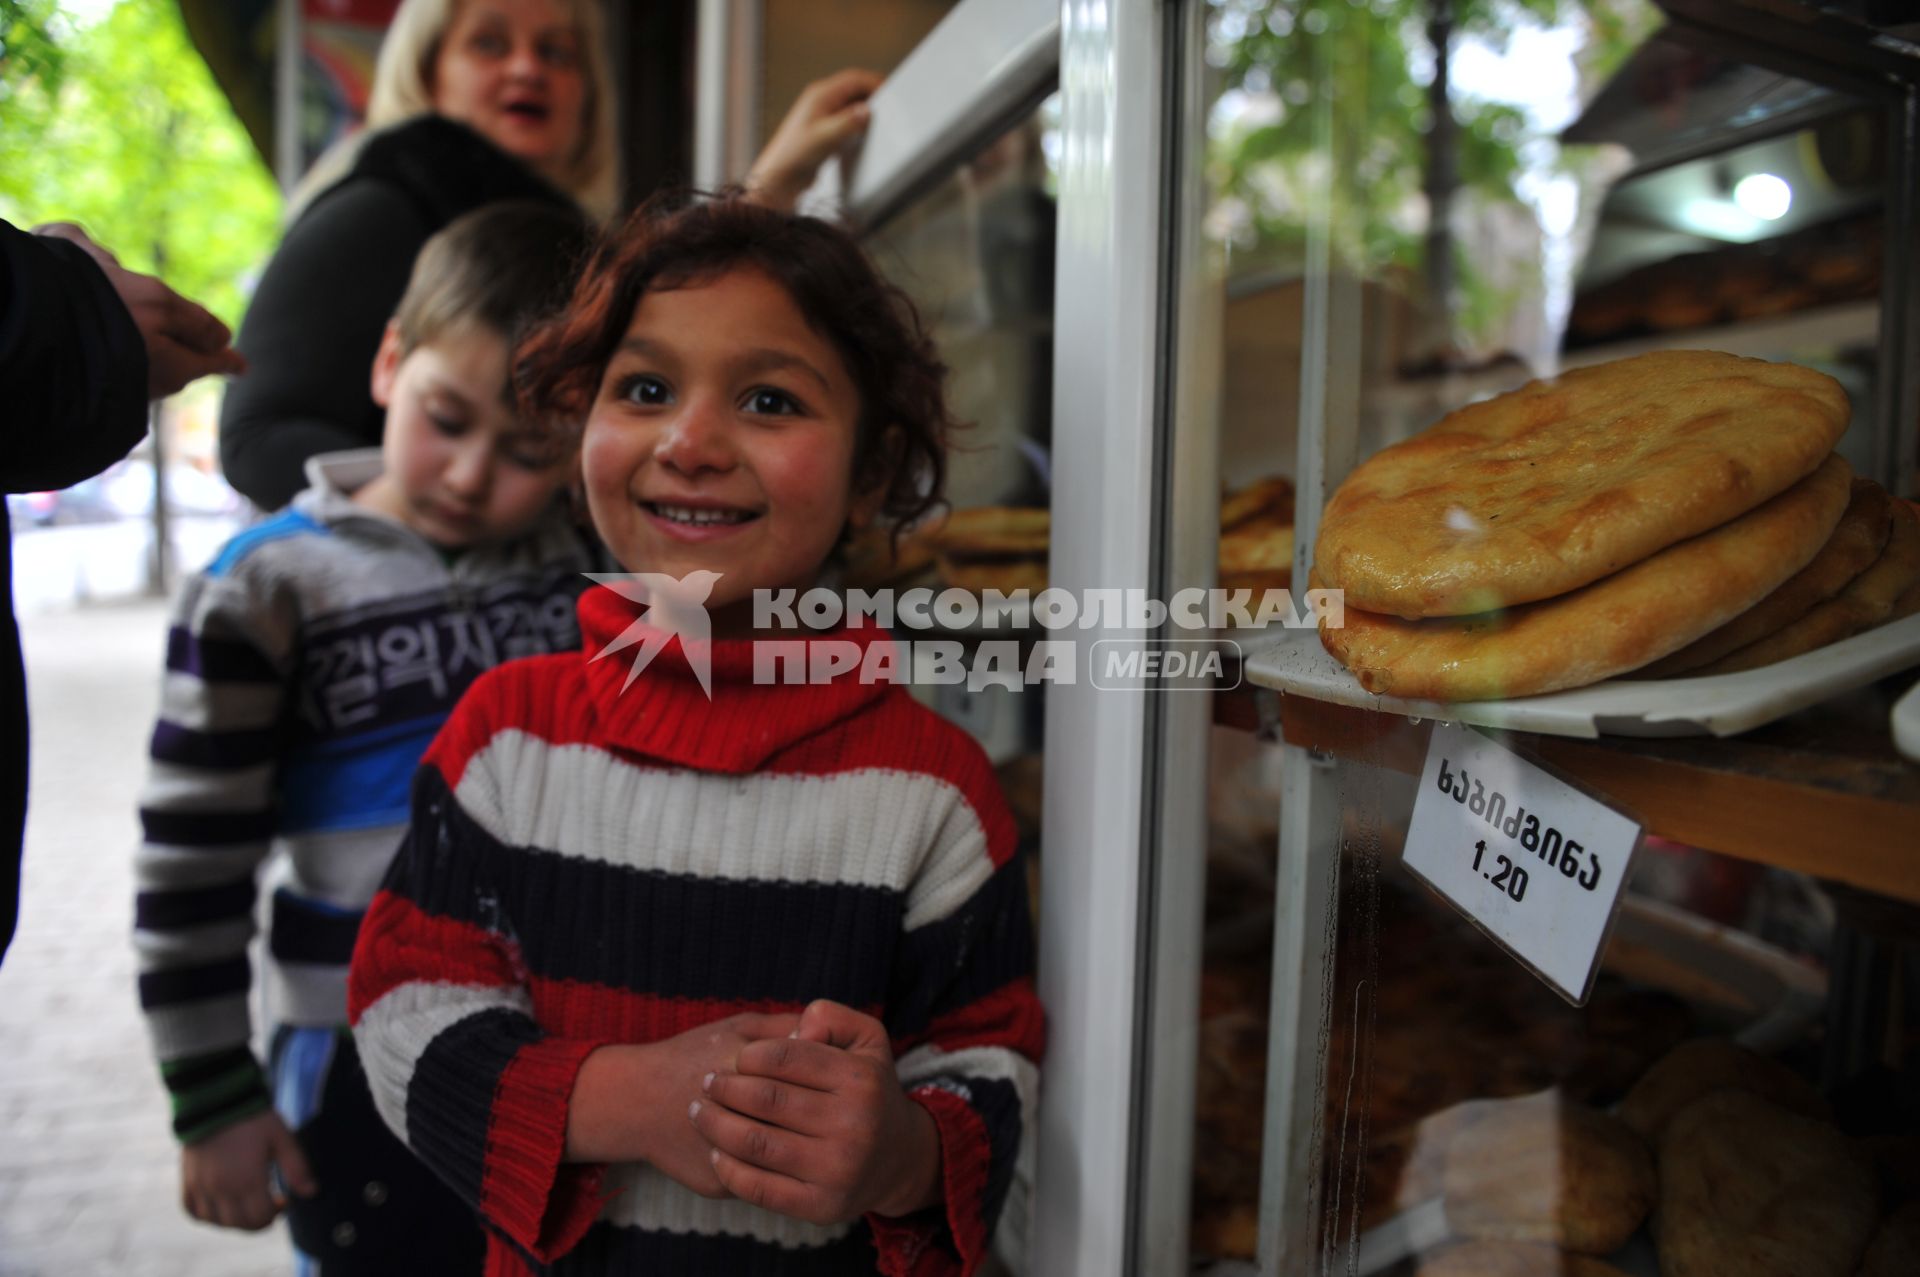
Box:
[133,202,596,1275]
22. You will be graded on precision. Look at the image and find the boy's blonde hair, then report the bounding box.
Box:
[292,0,619,220]
[395,201,594,362]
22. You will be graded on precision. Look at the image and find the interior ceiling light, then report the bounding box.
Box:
[1733,172,1793,221]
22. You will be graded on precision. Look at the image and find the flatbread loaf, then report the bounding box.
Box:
[1317,455,1852,701]
[1690,495,1920,675]
[1655,1090,1878,1277]
[1222,475,1295,530]
[1414,1241,1632,1277]
[1618,1038,1828,1142]
[1220,523,1295,577]
[1640,479,1893,676]
[1316,351,1849,617]
[1441,1093,1655,1254]
[926,506,1050,556]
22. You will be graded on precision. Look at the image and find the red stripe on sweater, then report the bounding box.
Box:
[525,975,879,1043]
[893,976,1047,1063]
[480,1038,611,1263]
[870,1086,995,1277]
[347,891,518,1022]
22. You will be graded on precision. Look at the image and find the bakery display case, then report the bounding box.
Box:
[702,1,1920,1273]
[1196,1,1920,1273]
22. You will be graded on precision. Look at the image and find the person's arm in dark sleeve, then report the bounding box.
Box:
[0,217,149,493]
[218,181,430,509]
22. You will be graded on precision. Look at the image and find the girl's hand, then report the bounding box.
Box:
[180,1109,316,1231]
[744,69,883,211]
[691,999,942,1225]
[566,1012,800,1197]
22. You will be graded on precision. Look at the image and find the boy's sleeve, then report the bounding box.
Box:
[132,565,294,1144]
[873,747,1046,1277]
[347,692,612,1264]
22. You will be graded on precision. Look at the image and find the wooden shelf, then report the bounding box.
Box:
[1215,681,1920,907]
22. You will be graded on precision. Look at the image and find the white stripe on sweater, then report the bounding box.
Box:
[133,918,256,973]
[277,824,409,910]
[140,759,276,812]
[898,1042,1039,1127]
[133,840,273,893]
[353,981,534,1144]
[158,672,283,732]
[264,961,351,1032]
[598,1163,856,1246]
[457,730,997,930]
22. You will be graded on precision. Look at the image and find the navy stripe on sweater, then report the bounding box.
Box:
[139,955,250,1009]
[166,626,280,683]
[150,720,281,770]
[406,1007,542,1210]
[949,1073,1024,1250]
[385,773,909,1009]
[886,859,1035,1041]
[139,807,277,847]
[135,880,258,931]
[268,889,363,966]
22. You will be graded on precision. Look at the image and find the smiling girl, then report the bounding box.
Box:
[347,198,1044,1276]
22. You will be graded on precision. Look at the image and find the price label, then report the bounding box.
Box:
[1403,723,1642,1005]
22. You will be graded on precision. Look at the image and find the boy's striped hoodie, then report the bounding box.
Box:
[133,450,594,1143]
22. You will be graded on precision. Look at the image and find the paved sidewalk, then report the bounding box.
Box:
[0,597,292,1277]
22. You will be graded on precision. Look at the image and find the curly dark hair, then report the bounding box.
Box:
[514,192,954,536]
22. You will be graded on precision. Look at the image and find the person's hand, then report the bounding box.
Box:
[180,1109,316,1231]
[566,1011,800,1197]
[744,69,883,211]
[691,999,942,1224]
[33,221,247,398]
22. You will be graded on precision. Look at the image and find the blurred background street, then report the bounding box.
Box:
[0,529,290,1277]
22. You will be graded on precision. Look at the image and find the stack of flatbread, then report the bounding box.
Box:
[1218,475,1295,595]
[926,507,1051,597]
[922,474,1296,599]
[1312,350,1917,701]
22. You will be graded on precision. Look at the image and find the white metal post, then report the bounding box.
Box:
[1033,2,1176,1274]
[274,0,304,193]
[694,0,763,190]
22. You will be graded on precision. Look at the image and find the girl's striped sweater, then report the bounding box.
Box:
[347,586,1044,1276]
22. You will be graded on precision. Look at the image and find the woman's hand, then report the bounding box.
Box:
[34,221,246,397]
[744,69,883,211]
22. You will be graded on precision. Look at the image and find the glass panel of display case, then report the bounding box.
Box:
[852,100,1059,1270]
[1186,3,1915,1274]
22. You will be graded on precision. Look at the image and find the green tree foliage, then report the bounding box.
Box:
[0,1,280,329]
[1,0,67,97]
[1208,0,1657,344]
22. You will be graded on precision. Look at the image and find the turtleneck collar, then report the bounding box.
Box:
[575,585,902,773]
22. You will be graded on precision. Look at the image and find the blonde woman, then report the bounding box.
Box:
[220,0,876,510]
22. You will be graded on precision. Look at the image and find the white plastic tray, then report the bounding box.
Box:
[1896,678,1920,763]
[1241,612,1920,739]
